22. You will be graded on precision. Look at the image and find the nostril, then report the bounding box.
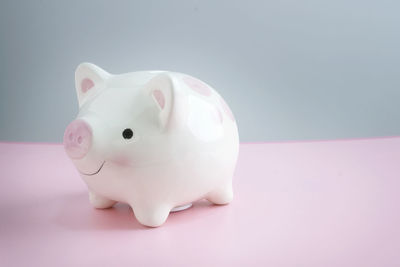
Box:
[63,119,92,159]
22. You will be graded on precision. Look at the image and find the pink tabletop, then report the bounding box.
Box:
[1,138,400,267]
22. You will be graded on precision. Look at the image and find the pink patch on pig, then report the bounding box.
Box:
[219,96,235,122]
[183,76,212,96]
[81,78,95,93]
[211,107,223,124]
[152,89,165,109]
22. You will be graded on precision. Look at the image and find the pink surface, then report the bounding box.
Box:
[1,138,400,267]
[152,89,166,109]
[219,96,235,122]
[80,78,94,93]
[183,76,212,96]
[63,120,92,159]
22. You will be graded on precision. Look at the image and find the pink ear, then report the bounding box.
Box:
[81,78,95,93]
[152,89,165,109]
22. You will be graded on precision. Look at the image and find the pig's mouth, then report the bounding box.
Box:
[79,161,105,176]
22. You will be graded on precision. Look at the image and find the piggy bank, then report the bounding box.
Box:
[63,63,239,227]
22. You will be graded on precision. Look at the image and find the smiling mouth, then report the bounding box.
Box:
[80,161,105,176]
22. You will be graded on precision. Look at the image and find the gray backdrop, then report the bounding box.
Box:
[1,0,399,143]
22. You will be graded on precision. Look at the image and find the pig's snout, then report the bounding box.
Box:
[63,120,92,159]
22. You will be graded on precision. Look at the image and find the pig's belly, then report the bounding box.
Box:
[82,147,237,206]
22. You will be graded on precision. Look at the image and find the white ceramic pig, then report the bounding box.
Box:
[63,63,239,227]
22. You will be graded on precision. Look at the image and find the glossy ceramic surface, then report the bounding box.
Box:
[63,63,239,227]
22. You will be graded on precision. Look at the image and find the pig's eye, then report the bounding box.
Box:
[122,128,134,139]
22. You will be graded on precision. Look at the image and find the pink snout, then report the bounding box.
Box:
[63,120,92,159]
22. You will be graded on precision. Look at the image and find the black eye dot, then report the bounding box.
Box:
[122,128,133,139]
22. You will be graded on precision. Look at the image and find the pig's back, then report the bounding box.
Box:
[167,72,239,166]
[118,70,239,162]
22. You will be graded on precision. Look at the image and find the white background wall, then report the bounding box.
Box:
[1,0,399,142]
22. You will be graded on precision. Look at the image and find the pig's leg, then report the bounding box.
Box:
[89,190,116,209]
[131,203,171,227]
[206,182,233,205]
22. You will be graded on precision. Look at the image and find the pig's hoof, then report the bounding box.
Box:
[89,191,116,209]
[132,205,170,227]
[206,183,233,205]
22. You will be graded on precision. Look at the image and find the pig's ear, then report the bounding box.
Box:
[75,63,111,107]
[145,74,174,130]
